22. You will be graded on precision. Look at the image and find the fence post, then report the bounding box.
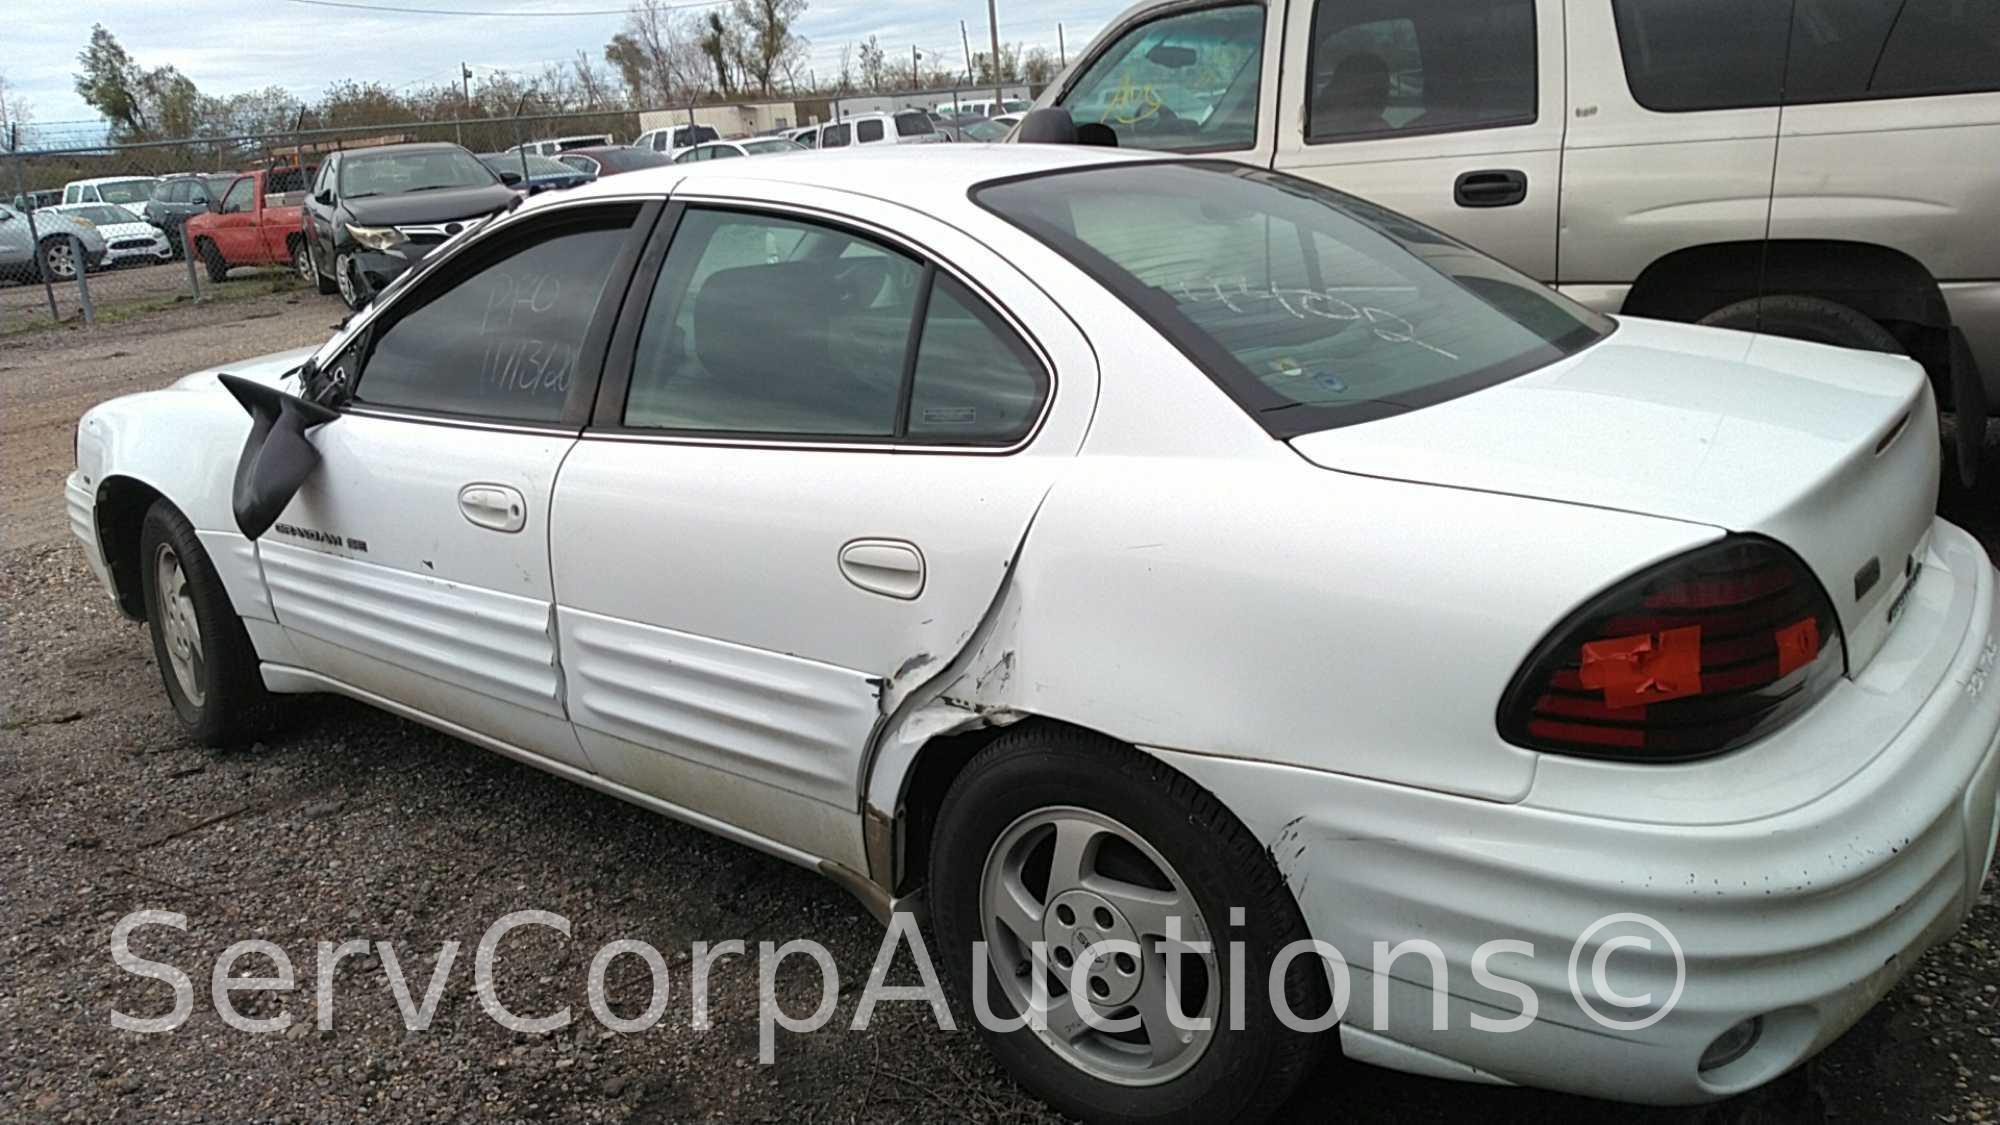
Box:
[11,155,60,322]
[70,235,95,327]
[181,214,203,303]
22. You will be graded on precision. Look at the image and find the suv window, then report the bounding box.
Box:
[356,209,637,422]
[1307,0,1536,141]
[1786,0,2000,103]
[858,118,886,143]
[1060,4,1264,151]
[1611,0,1790,112]
[623,208,1046,443]
[895,112,935,137]
[220,178,255,214]
[822,123,852,148]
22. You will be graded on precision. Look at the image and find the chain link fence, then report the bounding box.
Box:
[2,106,644,337]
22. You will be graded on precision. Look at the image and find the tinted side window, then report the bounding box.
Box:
[357,211,635,421]
[1611,0,1790,111]
[858,119,886,142]
[1307,0,1536,141]
[1788,0,2000,102]
[1060,5,1265,151]
[895,113,935,136]
[907,275,1047,443]
[823,123,852,147]
[625,209,919,436]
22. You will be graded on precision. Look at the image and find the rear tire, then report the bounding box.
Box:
[1697,295,1903,354]
[138,501,270,746]
[198,239,230,283]
[929,726,1328,1125]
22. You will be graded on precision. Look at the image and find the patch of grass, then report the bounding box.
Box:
[0,271,312,338]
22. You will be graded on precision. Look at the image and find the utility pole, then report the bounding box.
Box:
[459,62,472,145]
[986,0,1002,105]
[1058,24,1066,68]
[912,45,921,92]
[961,21,975,85]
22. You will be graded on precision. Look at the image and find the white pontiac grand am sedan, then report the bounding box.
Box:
[66,143,2000,1123]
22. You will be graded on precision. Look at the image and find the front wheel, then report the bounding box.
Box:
[930,728,1328,1125]
[139,502,270,746]
[198,239,230,283]
[334,251,366,310]
[38,237,77,282]
[305,238,337,295]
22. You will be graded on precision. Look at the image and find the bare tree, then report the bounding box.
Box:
[1023,46,1057,86]
[572,50,613,108]
[730,0,808,97]
[858,35,887,92]
[605,1,710,105]
[0,71,29,147]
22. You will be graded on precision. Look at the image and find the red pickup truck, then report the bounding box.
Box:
[184,166,313,282]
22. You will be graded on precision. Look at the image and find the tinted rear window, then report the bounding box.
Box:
[858,119,885,142]
[1786,0,2000,103]
[1611,0,1790,111]
[976,162,1611,438]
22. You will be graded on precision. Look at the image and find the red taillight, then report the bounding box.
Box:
[1498,537,1846,761]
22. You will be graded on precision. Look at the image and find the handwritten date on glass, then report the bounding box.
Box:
[1173,277,1460,360]
[479,270,582,397]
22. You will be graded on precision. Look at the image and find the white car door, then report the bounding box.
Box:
[548,185,1097,865]
[263,198,660,773]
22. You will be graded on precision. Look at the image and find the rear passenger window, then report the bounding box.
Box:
[356,208,637,422]
[1787,0,2000,102]
[896,113,935,137]
[1307,0,1536,140]
[858,119,885,143]
[623,208,1047,444]
[823,123,851,148]
[1611,0,1791,111]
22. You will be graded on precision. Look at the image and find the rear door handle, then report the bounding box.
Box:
[1454,169,1528,208]
[839,539,925,600]
[458,483,526,533]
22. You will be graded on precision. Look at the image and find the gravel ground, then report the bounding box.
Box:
[3,295,1999,1123]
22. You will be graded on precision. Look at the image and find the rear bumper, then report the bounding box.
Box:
[1152,517,2000,1104]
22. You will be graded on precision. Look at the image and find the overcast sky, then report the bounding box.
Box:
[7,0,1125,143]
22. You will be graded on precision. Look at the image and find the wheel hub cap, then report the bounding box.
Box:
[154,545,205,706]
[979,806,1219,1086]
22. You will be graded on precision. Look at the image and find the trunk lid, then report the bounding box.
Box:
[1288,317,1939,670]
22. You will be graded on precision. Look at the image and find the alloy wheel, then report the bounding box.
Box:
[42,240,76,280]
[978,806,1220,1086]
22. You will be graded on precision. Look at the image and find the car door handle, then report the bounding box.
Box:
[1454,169,1528,208]
[458,484,526,533]
[839,539,925,600]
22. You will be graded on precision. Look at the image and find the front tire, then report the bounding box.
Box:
[38,237,77,282]
[306,238,338,295]
[334,251,366,310]
[930,727,1327,1125]
[198,239,230,283]
[139,502,270,746]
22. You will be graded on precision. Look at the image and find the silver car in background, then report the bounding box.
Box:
[0,203,110,283]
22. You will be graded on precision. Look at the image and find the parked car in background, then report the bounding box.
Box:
[669,137,808,163]
[816,110,948,150]
[944,118,1012,143]
[301,141,515,310]
[183,168,312,284]
[60,176,161,221]
[509,134,615,156]
[66,146,2000,1124]
[0,203,108,282]
[933,96,1033,118]
[144,174,238,258]
[1040,0,2000,478]
[783,124,820,148]
[478,152,594,194]
[10,189,62,213]
[632,122,720,159]
[40,203,172,268]
[555,145,672,177]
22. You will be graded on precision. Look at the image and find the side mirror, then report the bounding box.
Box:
[496,170,523,187]
[205,197,222,213]
[315,189,334,206]
[218,374,342,541]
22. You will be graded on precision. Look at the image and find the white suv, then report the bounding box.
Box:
[1039,0,1999,475]
[815,110,949,150]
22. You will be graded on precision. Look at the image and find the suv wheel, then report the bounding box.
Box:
[1697,295,1903,354]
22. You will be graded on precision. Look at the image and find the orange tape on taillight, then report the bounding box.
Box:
[1775,617,1821,678]
[1578,626,1703,709]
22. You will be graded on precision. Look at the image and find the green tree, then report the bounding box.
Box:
[74,24,149,139]
[731,0,808,96]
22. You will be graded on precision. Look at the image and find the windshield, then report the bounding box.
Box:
[95,179,156,205]
[68,205,133,225]
[483,154,577,178]
[976,162,1612,437]
[741,138,801,155]
[340,149,498,198]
